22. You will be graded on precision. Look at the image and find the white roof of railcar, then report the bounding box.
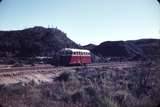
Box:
[61,48,90,53]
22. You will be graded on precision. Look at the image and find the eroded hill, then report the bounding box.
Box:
[91,39,160,61]
[0,26,80,57]
[0,27,80,64]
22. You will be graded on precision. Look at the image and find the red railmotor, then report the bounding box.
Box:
[58,48,91,65]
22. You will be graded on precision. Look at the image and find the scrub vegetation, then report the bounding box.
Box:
[0,61,160,107]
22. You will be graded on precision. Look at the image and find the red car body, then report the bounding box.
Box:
[58,48,91,65]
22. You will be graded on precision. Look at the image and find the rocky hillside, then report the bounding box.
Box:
[0,26,80,58]
[129,39,160,57]
[83,44,97,50]
[0,26,159,63]
[92,39,160,60]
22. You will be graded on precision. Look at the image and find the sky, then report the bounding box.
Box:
[0,0,160,45]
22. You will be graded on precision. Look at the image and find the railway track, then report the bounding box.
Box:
[0,61,139,78]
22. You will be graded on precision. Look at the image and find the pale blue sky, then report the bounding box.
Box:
[0,0,160,45]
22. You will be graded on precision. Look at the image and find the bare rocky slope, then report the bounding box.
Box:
[90,39,160,61]
[0,26,80,63]
[83,44,97,50]
[0,26,80,57]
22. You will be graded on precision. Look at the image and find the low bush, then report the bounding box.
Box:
[0,61,160,107]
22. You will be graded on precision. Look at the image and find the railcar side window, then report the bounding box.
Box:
[64,51,66,56]
[81,52,83,55]
[66,51,71,55]
[66,51,68,55]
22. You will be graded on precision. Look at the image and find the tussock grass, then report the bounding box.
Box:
[0,61,160,107]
